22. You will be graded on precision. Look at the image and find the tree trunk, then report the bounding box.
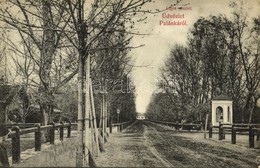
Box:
[38,0,56,126]
[84,55,91,165]
[37,0,56,143]
[242,93,252,123]
[0,104,6,124]
[248,96,257,123]
[76,0,88,166]
[76,54,85,167]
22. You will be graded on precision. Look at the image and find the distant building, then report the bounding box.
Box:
[136,113,146,120]
[0,84,65,124]
[211,95,233,126]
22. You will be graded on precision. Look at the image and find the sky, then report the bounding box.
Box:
[0,0,258,113]
[131,0,260,113]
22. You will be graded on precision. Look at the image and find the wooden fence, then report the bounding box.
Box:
[5,122,75,164]
[148,120,203,131]
[208,123,260,148]
[149,120,260,149]
[110,120,134,133]
[4,120,134,164]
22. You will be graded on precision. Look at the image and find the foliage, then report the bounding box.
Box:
[0,0,156,124]
[147,2,260,123]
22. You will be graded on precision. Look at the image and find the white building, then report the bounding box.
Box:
[136,113,146,120]
[211,95,233,126]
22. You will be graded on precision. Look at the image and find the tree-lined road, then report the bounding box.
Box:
[96,120,259,168]
[11,120,260,167]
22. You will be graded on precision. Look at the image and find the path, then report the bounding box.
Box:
[95,120,172,167]
[143,121,259,167]
[95,120,260,167]
[12,120,260,167]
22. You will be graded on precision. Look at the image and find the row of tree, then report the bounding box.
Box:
[0,0,156,125]
[146,1,260,124]
[0,0,184,166]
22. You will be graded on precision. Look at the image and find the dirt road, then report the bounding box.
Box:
[96,120,259,167]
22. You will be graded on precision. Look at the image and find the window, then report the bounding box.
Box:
[216,106,223,122]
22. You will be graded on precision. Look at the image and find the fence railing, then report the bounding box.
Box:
[4,120,134,164]
[208,123,260,148]
[110,120,134,133]
[149,120,260,149]
[148,120,203,131]
[4,123,40,128]
[5,122,76,164]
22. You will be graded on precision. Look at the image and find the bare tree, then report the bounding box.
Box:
[152,5,259,124]
[230,2,260,122]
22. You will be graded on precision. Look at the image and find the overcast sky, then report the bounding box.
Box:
[1,0,258,113]
[131,0,259,113]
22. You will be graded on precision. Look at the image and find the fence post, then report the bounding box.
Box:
[120,123,123,132]
[176,122,179,130]
[257,129,260,141]
[67,121,71,138]
[60,122,64,141]
[110,121,112,134]
[209,124,212,138]
[249,125,254,148]
[50,122,55,144]
[222,128,225,140]
[11,126,20,164]
[35,123,41,151]
[231,125,236,144]
[218,123,223,140]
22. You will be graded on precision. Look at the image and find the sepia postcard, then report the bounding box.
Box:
[0,0,259,167]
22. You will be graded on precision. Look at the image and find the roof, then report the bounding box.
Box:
[211,94,232,101]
